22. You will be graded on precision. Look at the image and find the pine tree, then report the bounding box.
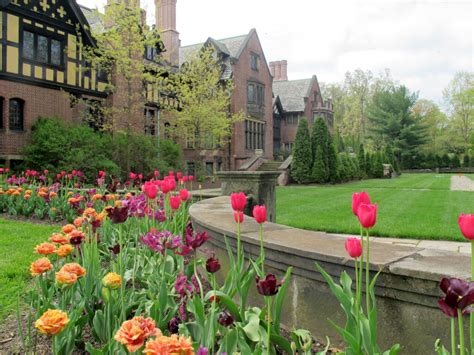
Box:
[463,155,470,167]
[311,117,330,182]
[327,135,339,183]
[374,152,384,178]
[313,146,327,183]
[291,118,313,183]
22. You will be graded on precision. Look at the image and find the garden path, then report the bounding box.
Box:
[451,175,474,191]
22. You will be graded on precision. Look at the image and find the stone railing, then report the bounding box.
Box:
[189,196,470,353]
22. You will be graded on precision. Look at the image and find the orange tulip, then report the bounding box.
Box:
[83,208,97,218]
[30,258,53,276]
[143,334,194,355]
[35,309,69,336]
[55,270,77,286]
[60,263,86,277]
[61,224,76,234]
[35,242,57,255]
[73,217,85,227]
[92,194,103,201]
[114,316,161,353]
[49,233,70,245]
[56,244,74,258]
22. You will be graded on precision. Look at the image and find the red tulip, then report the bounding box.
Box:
[154,170,160,178]
[256,274,283,296]
[144,181,159,199]
[253,205,266,224]
[234,211,244,223]
[179,189,189,201]
[357,204,377,229]
[170,196,181,210]
[183,176,189,182]
[0,168,3,173]
[459,214,474,240]
[352,192,371,216]
[44,169,49,175]
[177,172,182,180]
[345,237,362,258]
[138,174,143,180]
[165,176,176,191]
[5,168,9,173]
[72,170,77,176]
[189,176,194,182]
[205,257,221,273]
[230,192,246,211]
[129,172,137,180]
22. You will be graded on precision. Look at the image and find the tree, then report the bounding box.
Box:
[311,117,329,182]
[327,135,339,183]
[367,85,426,168]
[443,71,474,154]
[357,144,366,177]
[463,155,470,167]
[81,1,166,172]
[291,118,313,183]
[412,99,448,154]
[172,45,244,154]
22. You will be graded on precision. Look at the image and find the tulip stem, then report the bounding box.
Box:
[260,224,265,275]
[267,296,272,354]
[452,317,457,355]
[359,225,364,313]
[459,309,466,355]
[354,259,359,312]
[471,241,474,352]
[365,228,370,315]
[237,220,241,273]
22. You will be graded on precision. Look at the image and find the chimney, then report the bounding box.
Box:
[269,61,276,78]
[280,60,288,81]
[274,61,282,81]
[155,0,180,66]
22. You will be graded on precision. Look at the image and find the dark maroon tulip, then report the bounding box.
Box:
[107,206,129,224]
[108,244,121,255]
[185,230,209,250]
[256,274,283,296]
[206,257,221,273]
[218,311,234,327]
[438,277,474,317]
[168,316,180,334]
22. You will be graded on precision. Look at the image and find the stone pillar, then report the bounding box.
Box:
[217,171,281,222]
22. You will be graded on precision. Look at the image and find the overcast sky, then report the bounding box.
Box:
[77,0,472,104]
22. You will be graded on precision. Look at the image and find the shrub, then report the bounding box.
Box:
[310,118,329,182]
[291,118,313,184]
[23,117,181,181]
[463,155,470,167]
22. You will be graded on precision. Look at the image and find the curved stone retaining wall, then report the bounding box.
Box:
[189,196,470,354]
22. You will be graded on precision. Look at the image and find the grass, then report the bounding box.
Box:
[276,173,474,241]
[0,218,56,321]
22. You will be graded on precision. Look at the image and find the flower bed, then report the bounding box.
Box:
[4,167,474,354]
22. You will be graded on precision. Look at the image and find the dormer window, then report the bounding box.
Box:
[250,53,259,71]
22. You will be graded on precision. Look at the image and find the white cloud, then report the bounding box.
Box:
[77,0,473,102]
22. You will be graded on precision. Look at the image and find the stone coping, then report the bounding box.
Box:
[189,196,471,308]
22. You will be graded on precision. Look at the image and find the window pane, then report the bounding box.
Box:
[51,39,61,66]
[37,35,48,63]
[9,100,23,130]
[23,31,34,60]
[247,84,255,102]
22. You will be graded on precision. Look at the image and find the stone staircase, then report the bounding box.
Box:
[257,160,282,171]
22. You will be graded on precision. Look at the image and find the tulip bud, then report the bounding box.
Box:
[206,257,221,273]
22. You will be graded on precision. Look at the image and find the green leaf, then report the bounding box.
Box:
[273,267,293,334]
[223,328,238,354]
[204,290,242,322]
[270,333,293,354]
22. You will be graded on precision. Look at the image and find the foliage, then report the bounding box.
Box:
[23,117,180,181]
[443,71,474,154]
[311,118,329,182]
[367,85,426,169]
[171,45,244,152]
[291,118,313,183]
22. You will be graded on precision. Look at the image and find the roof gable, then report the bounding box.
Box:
[273,78,314,112]
[1,0,96,46]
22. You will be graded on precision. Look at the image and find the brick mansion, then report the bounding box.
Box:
[0,0,333,172]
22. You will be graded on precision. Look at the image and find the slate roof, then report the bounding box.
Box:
[179,33,249,66]
[272,78,315,112]
[79,5,103,33]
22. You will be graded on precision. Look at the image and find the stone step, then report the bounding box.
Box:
[257,161,282,171]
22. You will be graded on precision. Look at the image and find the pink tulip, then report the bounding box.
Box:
[345,237,362,258]
[459,214,474,240]
[170,196,181,210]
[144,181,159,199]
[234,211,244,223]
[352,192,371,216]
[357,204,377,229]
[129,172,137,180]
[253,205,267,224]
[230,192,246,212]
[179,189,189,201]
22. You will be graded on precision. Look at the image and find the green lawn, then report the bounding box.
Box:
[276,173,474,241]
[0,218,56,320]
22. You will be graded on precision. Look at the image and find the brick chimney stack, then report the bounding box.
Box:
[269,60,288,81]
[155,0,180,67]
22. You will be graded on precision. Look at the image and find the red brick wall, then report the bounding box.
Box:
[0,80,81,160]
[230,31,273,170]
